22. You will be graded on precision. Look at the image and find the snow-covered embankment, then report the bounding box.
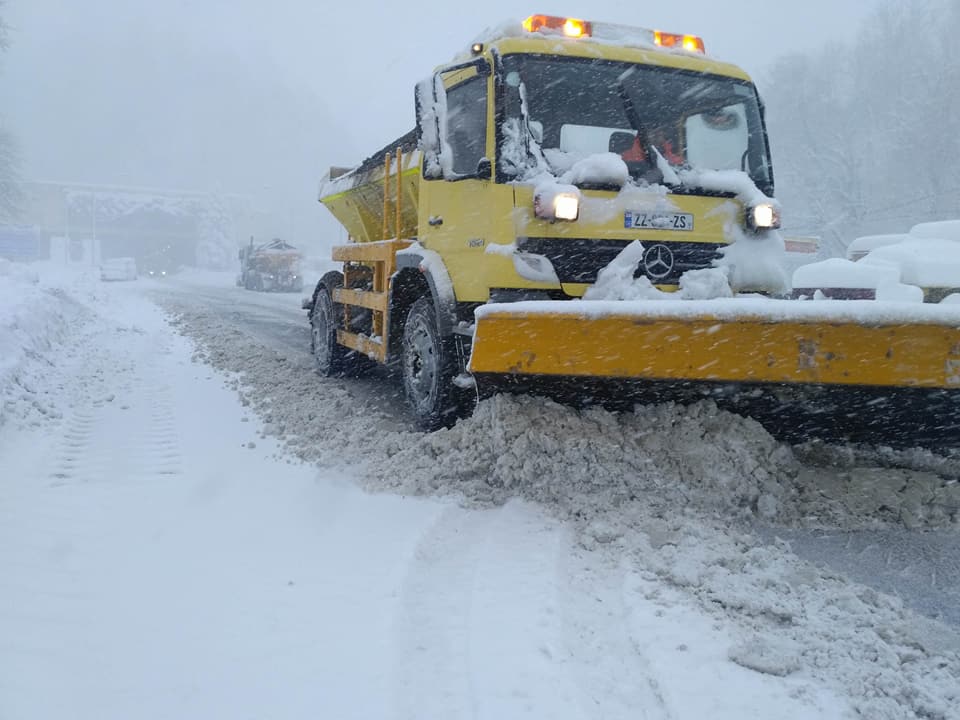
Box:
[0,262,89,428]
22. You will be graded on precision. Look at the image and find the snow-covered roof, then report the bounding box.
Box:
[253,238,299,254]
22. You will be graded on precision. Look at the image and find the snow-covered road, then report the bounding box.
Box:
[158,270,415,432]
[1,268,958,719]
[159,272,960,627]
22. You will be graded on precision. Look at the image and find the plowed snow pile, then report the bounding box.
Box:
[168,297,960,529]
[372,395,960,528]
[371,395,797,517]
[377,396,952,525]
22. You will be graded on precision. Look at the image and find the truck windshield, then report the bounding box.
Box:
[499,55,774,195]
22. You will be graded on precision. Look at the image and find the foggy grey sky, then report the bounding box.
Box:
[0,0,884,240]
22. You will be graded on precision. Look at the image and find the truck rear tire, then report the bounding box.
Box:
[402,296,467,431]
[311,274,366,377]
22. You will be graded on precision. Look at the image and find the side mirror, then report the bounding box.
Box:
[417,60,491,181]
[416,76,447,179]
[476,157,492,179]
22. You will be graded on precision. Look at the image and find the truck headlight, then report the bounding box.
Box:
[534,185,581,222]
[747,203,781,231]
[553,193,580,221]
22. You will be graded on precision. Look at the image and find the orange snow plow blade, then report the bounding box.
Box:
[468,300,960,447]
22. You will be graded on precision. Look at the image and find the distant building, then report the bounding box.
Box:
[2,181,257,269]
[0,225,42,262]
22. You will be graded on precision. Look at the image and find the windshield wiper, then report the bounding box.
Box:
[615,81,650,152]
[615,80,676,187]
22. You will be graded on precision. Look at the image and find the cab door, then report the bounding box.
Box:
[418,61,508,303]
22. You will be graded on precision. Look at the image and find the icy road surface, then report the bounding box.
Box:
[157,269,414,431]
[1,268,958,719]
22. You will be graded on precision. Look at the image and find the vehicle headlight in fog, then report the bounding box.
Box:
[747,203,781,231]
[534,188,581,222]
[553,193,580,221]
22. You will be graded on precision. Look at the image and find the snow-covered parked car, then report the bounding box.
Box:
[791,257,923,301]
[795,220,960,302]
[100,257,138,281]
[0,257,40,284]
[845,234,911,261]
[910,219,960,242]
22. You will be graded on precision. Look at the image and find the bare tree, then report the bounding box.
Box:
[0,2,7,52]
[762,0,960,256]
[0,0,22,222]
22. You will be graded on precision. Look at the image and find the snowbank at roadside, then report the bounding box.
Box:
[0,262,90,428]
[0,257,40,284]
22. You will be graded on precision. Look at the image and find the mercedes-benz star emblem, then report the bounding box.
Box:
[642,244,675,280]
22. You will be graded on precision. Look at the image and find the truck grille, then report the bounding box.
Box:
[516,237,725,286]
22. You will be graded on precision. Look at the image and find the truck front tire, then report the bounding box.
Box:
[311,275,365,377]
[402,296,467,431]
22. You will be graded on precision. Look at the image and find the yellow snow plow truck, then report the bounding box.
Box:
[239,238,303,293]
[306,14,960,447]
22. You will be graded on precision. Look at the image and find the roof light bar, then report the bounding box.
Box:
[523,14,592,38]
[521,14,706,54]
[654,30,706,54]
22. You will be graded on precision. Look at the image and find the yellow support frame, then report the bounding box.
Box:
[331,151,411,364]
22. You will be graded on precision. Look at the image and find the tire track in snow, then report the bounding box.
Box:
[39,330,185,484]
[0,311,193,707]
[393,501,652,720]
[557,544,674,720]
[392,504,486,720]
[51,410,95,482]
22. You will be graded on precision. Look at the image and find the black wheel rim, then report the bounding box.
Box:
[312,293,333,372]
[404,313,439,414]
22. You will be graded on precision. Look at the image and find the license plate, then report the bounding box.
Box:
[624,211,694,231]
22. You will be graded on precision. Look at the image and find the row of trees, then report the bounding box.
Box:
[0,1,21,221]
[762,0,960,257]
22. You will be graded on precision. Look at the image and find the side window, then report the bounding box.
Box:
[445,76,488,177]
[684,104,749,172]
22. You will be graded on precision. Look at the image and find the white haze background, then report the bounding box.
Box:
[0,0,910,255]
